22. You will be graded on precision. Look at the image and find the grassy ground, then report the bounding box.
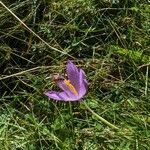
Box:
[0,0,150,149]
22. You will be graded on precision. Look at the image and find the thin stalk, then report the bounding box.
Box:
[84,102,119,130]
[145,66,149,96]
[0,1,74,58]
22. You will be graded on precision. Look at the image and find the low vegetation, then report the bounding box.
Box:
[0,0,150,149]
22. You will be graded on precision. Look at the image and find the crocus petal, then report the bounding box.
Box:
[44,60,88,101]
[44,91,71,101]
[66,60,88,99]
[56,80,77,99]
[78,69,88,97]
[44,91,83,101]
[66,60,80,91]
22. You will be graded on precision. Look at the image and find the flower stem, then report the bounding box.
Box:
[84,102,119,130]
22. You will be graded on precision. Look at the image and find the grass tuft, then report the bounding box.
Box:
[0,0,150,149]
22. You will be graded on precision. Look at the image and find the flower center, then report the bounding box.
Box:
[64,79,78,96]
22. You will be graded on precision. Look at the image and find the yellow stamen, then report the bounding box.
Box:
[64,79,78,95]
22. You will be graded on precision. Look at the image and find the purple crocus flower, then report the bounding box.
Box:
[44,60,88,101]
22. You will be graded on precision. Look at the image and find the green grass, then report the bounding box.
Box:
[0,0,150,149]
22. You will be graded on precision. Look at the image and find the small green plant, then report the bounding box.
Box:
[0,0,150,149]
